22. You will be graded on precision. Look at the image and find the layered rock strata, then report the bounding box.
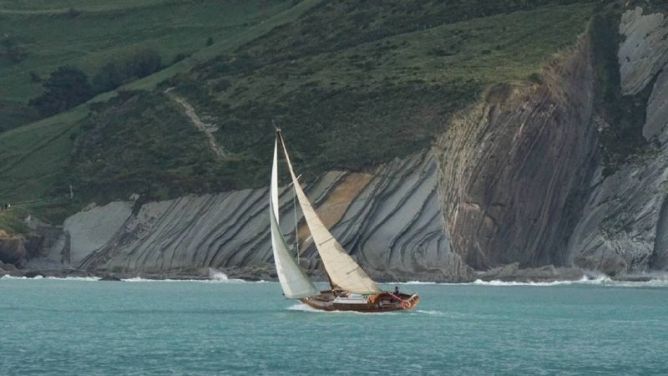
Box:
[435,37,598,270]
[566,7,668,275]
[40,153,470,281]
[7,7,668,282]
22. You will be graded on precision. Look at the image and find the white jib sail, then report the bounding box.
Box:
[270,139,318,299]
[278,133,380,294]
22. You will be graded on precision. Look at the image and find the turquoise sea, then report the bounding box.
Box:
[1,276,667,375]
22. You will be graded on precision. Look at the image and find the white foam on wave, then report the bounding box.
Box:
[390,279,587,287]
[207,269,246,283]
[390,275,668,288]
[287,303,322,313]
[1,275,28,280]
[414,309,445,316]
[1,274,99,281]
[471,278,588,286]
[121,277,161,282]
[120,277,223,283]
[470,275,668,287]
[599,279,668,288]
[45,276,100,282]
[121,270,251,284]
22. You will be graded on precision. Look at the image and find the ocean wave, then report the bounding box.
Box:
[207,269,247,283]
[595,279,668,288]
[1,275,29,280]
[471,278,590,286]
[0,274,100,281]
[45,276,101,281]
[1,273,266,283]
[120,277,242,283]
[4,272,668,287]
[470,276,668,287]
[390,276,668,288]
[287,303,321,313]
[414,309,445,316]
[121,271,251,283]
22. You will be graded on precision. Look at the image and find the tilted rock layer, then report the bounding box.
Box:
[44,153,471,281]
[435,37,598,270]
[15,7,668,281]
[566,7,668,275]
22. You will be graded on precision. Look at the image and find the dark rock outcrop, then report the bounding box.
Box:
[566,7,668,276]
[476,263,585,282]
[435,37,598,270]
[0,230,27,265]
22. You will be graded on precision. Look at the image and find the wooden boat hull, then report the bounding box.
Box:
[300,291,420,313]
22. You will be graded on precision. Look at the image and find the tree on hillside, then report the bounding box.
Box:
[92,48,163,92]
[0,36,28,63]
[125,48,162,78]
[29,66,93,116]
[92,62,124,93]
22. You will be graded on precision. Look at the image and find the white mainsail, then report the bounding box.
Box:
[270,139,318,299]
[278,133,380,294]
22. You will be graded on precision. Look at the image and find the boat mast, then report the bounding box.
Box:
[274,125,301,265]
[293,186,299,265]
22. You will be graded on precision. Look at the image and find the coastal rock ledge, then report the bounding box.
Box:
[26,152,472,282]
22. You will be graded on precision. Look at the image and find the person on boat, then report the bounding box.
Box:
[394,286,400,295]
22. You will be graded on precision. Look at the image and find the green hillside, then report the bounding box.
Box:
[0,0,596,225]
[0,0,295,129]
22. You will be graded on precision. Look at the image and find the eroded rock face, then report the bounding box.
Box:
[566,148,668,275]
[566,7,668,275]
[644,68,668,140]
[476,263,584,282]
[653,198,668,269]
[0,230,26,265]
[435,38,598,269]
[328,154,472,282]
[618,7,668,96]
[46,153,469,281]
[54,202,132,265]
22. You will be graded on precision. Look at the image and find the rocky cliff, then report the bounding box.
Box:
[29,152,470,281]
[566,7,668,276]
[5,6,668,282]
[433,6,668,277]
[435,36,598,270]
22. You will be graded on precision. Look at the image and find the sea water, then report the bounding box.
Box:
[1,277,667,375]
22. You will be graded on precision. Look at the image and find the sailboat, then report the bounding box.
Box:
[269,129,420,312]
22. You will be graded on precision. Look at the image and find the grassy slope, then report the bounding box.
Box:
[0,0,595,225]
[0,0,167,12]
[173,1,594,182]
[0,0,319,215]
[0,0,292,101]
[0,0,294,129]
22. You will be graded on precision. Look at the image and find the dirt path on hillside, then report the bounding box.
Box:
[164,88,227,160]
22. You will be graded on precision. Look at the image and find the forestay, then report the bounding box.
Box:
[278,133,380,294]
[269,139,319,299]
